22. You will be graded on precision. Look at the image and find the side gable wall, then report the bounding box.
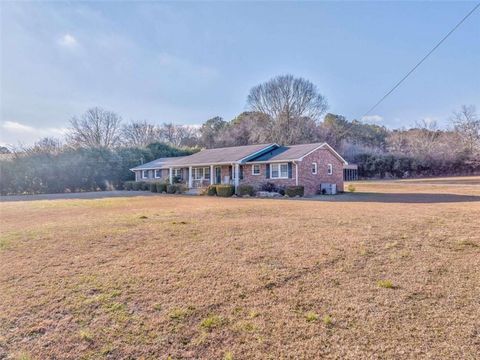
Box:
[298,148,344,194]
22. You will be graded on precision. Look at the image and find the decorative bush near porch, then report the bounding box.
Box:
[206,185,217,196]
[237,185,255,197]
[285,186,305,197]
[216,185,235,197]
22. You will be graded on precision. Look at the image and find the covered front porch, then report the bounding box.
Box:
[167,164,241,189]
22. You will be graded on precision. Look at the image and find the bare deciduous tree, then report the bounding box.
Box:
[451,105,479,154]
[247,74,328,144]
[158,122,199,147]
[121,121,159,147]
[67,107,122,148]
[28,137,64,155]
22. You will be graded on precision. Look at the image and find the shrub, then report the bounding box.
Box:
[347,184,356,192]
[156,182,167,193]
[141,182,150,191]
[167,184,185,194]
[216,184,235,197]
[260,182,277,192]
[123,181,134,190]
[206,185,217,196]
[149,182,158,192]
[237,184,254,196]
[277,187,285,196]
[132,181,144,191]
[285,186,304,197]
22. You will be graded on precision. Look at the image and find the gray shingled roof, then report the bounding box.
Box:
[130,156,187,170]
[247,143,325,162]
[130,142,346,171]
[168,143,275,166]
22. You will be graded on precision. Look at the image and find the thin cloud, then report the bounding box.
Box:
[1,120,68,139]
[2,121,36,133]
[58,33,78,48]
[361,115,383,124]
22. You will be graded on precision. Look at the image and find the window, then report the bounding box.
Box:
[173,168,182,179]
[312,162,317,174]
[155,169,161,178]
[142,170,148,179]
[204,167,211,180]
[271,163,288,179]
[193,167,204,180]
[252,164,260,175]
[327,164,333,175]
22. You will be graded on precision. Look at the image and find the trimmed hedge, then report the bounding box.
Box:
[149,182,158,192]
[156,182,167,193]
[132,181,145,191]
[167,184,185,194]
[206,185,217,196]
[285,185,304,197]
[216,184,235,197]
[237,184,254,197]
[123,181,135,190]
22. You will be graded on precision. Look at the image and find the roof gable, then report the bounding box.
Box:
[246,142,348,164]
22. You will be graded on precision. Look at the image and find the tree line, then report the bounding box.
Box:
[1,74,479,195]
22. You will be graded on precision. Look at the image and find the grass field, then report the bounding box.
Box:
[1,177,479,359]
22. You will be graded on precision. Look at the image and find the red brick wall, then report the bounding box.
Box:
[298,149,344,194]
[240,163,296,190]
[239,148,344,196]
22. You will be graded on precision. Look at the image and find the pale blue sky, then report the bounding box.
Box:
[1,1,479,145]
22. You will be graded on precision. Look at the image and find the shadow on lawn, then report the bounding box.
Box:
[332,192,480,204]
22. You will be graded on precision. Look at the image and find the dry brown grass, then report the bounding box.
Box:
[1,177,479,359]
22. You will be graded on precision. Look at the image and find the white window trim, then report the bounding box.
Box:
[327,164,333,175]
[173,168,182,178]
[142,170,148,179]
[252,164,260,175]
[154,169,161,178]
[270,163,289,179]
[312,162,317,175]
[192,167,210,181]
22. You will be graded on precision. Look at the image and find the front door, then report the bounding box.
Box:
[215,166,221,184]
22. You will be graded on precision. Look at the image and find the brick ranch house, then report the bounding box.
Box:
[130,142,348,196]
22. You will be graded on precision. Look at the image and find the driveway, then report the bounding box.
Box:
[0,191,159,202]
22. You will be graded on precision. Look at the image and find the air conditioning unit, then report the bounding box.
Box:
[320,183,337,195]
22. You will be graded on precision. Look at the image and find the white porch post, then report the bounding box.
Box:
[169,168,173,184]
[210,165,214,185]
[234,163,240,188]
[295,162,299,186]
[188,166,193,188]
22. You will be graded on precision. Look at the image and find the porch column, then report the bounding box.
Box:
[210,165,214,185]
[188,166,193,188]
[169,168,173,184]
[234,163,240,188]
[295,162,299,186]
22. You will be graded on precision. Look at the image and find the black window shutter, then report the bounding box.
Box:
[240,166,244,180]
[229,166,232,178]
[288,162,293,178]
[266,164,270,179]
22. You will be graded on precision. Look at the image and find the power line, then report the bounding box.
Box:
[362,2,480,119]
